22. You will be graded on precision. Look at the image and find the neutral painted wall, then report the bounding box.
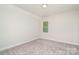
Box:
[0,5,41,51]
[0,5,79,51]
[41,10,79,45]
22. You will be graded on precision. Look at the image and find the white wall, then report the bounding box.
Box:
[0,5,41,51]
[41,10,79,45]
[78,14,79,42]
[0,5,79,51]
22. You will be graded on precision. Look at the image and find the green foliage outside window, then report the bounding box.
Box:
[43,21,48,32]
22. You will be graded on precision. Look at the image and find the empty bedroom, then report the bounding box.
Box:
[0,4,79,55]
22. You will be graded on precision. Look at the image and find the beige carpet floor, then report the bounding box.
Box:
[0,39,79,55]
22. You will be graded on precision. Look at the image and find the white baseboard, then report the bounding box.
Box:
[0,38,38,52]
[0,38,79,52]
[41,38,79,46]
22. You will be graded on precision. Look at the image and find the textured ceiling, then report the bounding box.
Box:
[15,4,79,17]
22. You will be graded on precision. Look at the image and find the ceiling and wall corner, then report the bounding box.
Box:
[14,4,79,17]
